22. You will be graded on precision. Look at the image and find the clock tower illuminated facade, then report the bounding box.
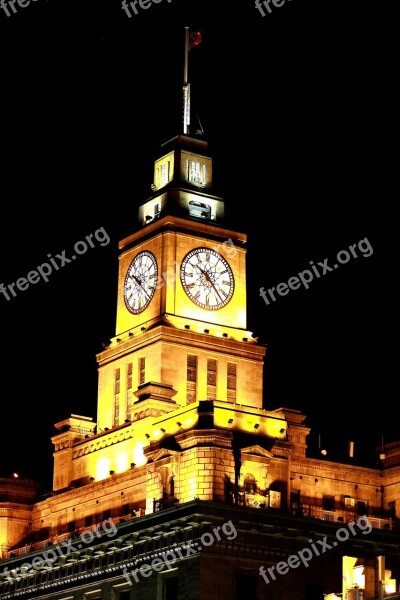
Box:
[3,34,398,600]
[86,131,292,514]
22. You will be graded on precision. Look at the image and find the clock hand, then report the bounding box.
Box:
[197,264,224,304]
[132,275,151,300]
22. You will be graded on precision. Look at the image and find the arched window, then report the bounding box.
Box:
[244,473,257,495]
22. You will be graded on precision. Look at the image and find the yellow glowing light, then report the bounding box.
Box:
[116,453,128,473]
[353,565,365,588]
[96,457,110,481]
[133,443,147,467]
[385,580,396,594]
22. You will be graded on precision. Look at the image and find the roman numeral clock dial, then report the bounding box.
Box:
[180,248,234,310]
[124,251,158,314]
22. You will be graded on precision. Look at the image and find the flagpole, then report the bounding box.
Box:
[183,26,190,135]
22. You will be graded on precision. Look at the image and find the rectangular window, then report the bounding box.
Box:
[67,520,75,533]
[111,586,131,600]
[115,368,120,394]
[186,355,197,404]
[83,592,102,600]
[156,162,170,188]
[126,363,133,417]
[227,362,237,403]
[235,574,257,600]
[357,500,367,515]
[207,358,217,400]
[114,368,120,427]
[157,570,179,600]
[186,160,206,185]
[322,495,335,511]
[84,515,93,527]
[160,162,170,185]
[388,500,396,517]
[139,357,145,386]
[165,576,178,600]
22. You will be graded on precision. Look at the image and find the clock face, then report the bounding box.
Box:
[124,251,158,314]
[180,247,235,310]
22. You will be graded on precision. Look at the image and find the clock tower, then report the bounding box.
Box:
[97,132,266,432]
[49,29,293,512]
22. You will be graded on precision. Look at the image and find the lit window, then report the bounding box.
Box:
[126,362,133,417]
[244,473,256,495]
[114,368,120,427]
[187,355,197,404]
[207,359,217,400]
[156,161,170,187]
[139,357,145,386]
[186,160,206,185]
[227,362,237,403]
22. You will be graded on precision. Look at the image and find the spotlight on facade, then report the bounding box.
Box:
[280,428,285,434]
[109,470,115,476]
[254,423,260,430]
[242,337,248,342]
[228,419,234,424]
[204,329,209,334]
[222,333,228,338]
[184,325,190,330]
[160,428,166,433]
[176,422,182,427]
[130,463,136,468]
[145,433,150,439]
[321,449,327,456]
[141,327,146,332]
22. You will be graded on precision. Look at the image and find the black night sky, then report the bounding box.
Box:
[0,0,398,490]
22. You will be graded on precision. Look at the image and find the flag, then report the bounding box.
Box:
[189,31,202,50]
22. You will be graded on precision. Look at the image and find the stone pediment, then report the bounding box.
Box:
[241,445,274,459]
[146,448,181,462]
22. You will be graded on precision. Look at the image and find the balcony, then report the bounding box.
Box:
[301,506,393,530]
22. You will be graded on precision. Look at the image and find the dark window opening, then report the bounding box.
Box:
[165,575,178,600]
[322,495,335,511]
[235,574,257,600]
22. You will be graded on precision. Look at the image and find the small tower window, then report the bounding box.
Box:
[139,357,145,386]
[126,362,133,417]
[207,358,217,400]
[186,160,206,185]
[227,362,237,403]
[157,161,170,186]
[113,368,120,427]
[187,354,197,404]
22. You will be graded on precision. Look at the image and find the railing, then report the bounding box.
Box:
[0,516,207,597]
[1,512,146,561]
[303,506,393,530]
